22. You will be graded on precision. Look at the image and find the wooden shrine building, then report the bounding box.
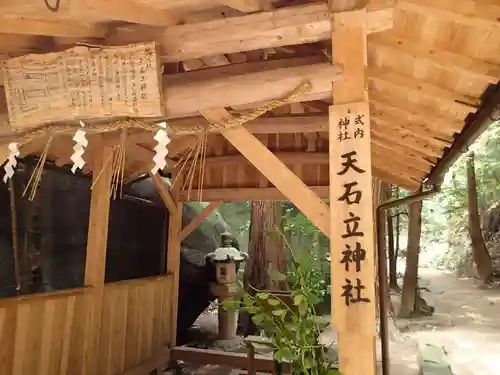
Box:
[0,0,499,375]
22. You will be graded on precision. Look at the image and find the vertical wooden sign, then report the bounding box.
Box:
[329,101,377,374]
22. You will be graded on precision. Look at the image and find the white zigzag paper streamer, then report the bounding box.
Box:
[3,142,20,183]
[71,121,88,173]
[151,122,171,175]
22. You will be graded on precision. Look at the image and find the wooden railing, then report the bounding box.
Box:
[0,275,174,375]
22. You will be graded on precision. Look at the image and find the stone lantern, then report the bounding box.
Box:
[206,232,246,340]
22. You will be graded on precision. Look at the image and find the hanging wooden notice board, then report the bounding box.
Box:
[329,101,376,335]
[3,42,164,130]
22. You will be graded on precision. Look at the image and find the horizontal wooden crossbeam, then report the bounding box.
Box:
[107,3,394,61]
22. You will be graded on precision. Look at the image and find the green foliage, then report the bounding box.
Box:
[223,248,339,375]
[420,120,500,271]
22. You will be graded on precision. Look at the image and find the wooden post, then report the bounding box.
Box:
[83,145,114,375]
[329,3,377,375]
[165,175,183,345]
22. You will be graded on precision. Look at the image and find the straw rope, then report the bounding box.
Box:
[0,79,312,147]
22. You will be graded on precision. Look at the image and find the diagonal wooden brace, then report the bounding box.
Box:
[201,108,330,238]
[150,173,179,216]
[180,201,221,240]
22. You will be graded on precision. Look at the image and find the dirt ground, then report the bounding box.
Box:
[395,268,500,375]
[190,268,500,375]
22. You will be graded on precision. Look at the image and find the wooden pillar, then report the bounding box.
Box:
[166,175,183,345]
[329,2,377,375]
[83,145,114,375]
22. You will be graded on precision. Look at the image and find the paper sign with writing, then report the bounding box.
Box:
[330,101,376,335]
[3,42,164,130]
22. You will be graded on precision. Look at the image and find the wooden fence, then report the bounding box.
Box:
[0,275,174,375]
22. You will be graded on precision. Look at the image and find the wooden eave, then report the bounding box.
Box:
[0,0,498,199]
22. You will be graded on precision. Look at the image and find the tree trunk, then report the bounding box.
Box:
[239,201,286,335]
[466,151,493,283]
[399,200,422,318]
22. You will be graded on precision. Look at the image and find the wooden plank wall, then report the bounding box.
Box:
[98,276,174,375]
[0,275,173,375]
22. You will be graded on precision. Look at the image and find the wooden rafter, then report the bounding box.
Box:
[371,153,427,180]
[370,113,453,146]
[367,92,466,133]
[372,165,420,191]
[398,0,500,30]
[371,136,436,166]
[368,74,475,121]
[369,33,500,83]
[180,186,330,202]
[371,147,429,174]
[371,126,441,159]
[371,117,448,151]
[369,97,461,139]
[368,69,480,109]
[180,202,221,241]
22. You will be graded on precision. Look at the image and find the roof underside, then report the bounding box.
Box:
[0,0,499,200]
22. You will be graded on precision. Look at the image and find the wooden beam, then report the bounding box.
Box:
[158,114,329,137]
[201,108,330,237]
[171,346,291,373]
[150,173,178,216]
[188,152,329,167]
[83,144,114,375]
[163,56,342,118]
[0,57,340,122]
[85,0,180,26]
[217,0,262,12]
[180,186,329,202]
[180,202,222,240]
[0,17,109,38]
[398,0,500,30]
[179,150,427,189]
[122,347,171,375]
[369,33,500,84]
[109,3,394,61]
[0,0,179,26]
[329,4,377,375]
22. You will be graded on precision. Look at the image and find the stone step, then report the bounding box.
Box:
[417,343,454,375]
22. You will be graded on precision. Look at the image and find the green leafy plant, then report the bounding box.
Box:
[224,250,340,375]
